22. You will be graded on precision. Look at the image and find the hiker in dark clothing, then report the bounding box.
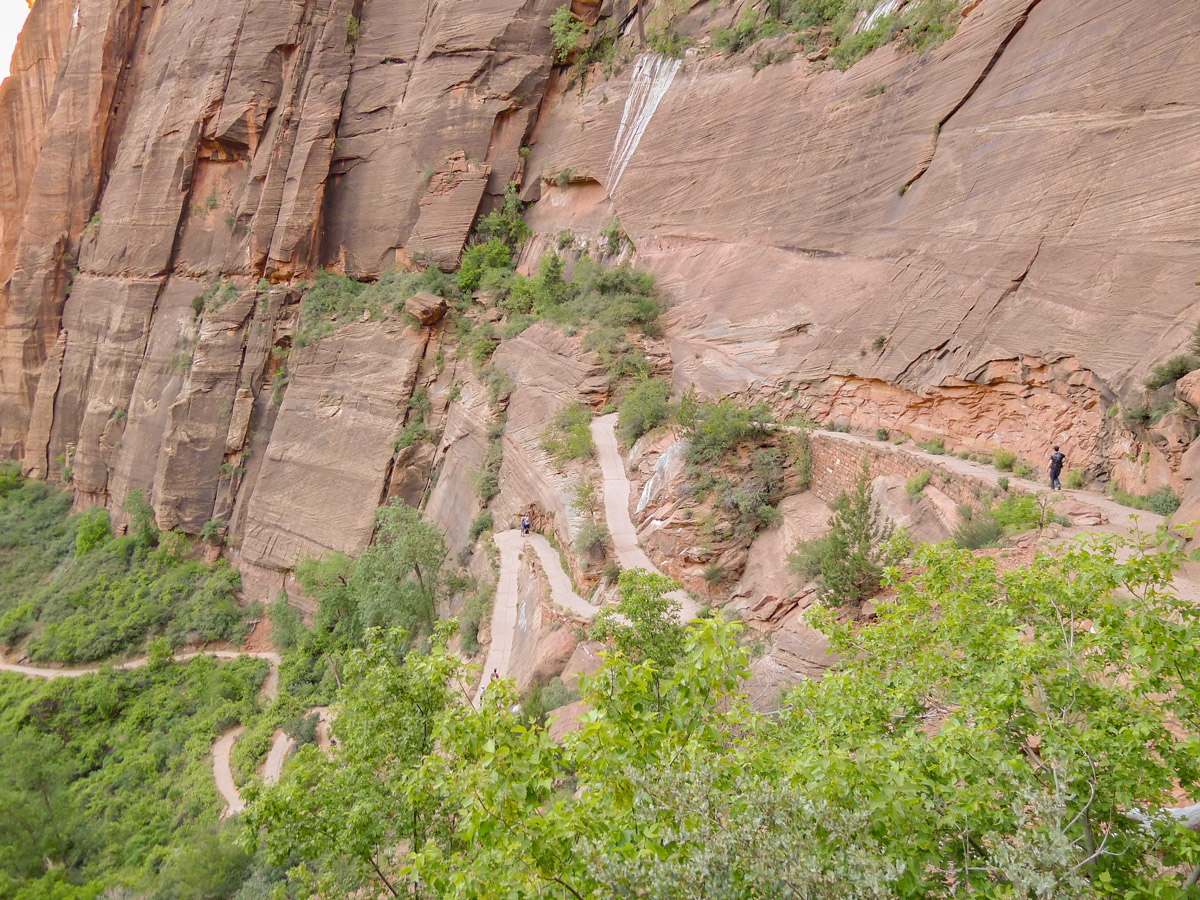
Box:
[520,514,530,535]
[1048,446,1066,491]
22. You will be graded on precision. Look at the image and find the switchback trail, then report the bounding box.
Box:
[476,530,595,706]
[0,647,287,817]
[591,413,701,620]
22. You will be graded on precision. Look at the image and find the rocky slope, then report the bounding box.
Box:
[1,0,1198,600]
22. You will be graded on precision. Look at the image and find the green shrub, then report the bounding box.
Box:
[952,514,1003,550]
[1110,486,1182,517]
[392,421,430,453]
[284,712,319,746]
[74,507,111,556]
[917,437,946,455]
[1063,469,1085,490]
[1122,403,1154,429]
[1013,460,1035,479]
[789,462,899,607]
[681,396,772,465]
[468,511,493,542]
[541,403,595,466]
[574,520,610,559]
[200,517,226,543]
[875,427,889,441]
[1148,487,1182,516]
[997,476,1009,492]
[473,438,504,504]
[1145,355,1198,391]
[549,5,586,61]
[905,471,931,499]
[993,449,1017,472]
[618,377,673,444]
[476,182,531,249]
[458,238,511,292]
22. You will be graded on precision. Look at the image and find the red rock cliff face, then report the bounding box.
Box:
[0,0,557,592]
[1,0,1198,591]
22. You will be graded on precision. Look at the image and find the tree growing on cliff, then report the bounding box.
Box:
[790,460,900,607]
[251,529,1200,898]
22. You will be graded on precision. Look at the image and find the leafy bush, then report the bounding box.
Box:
[458,238,511,293]
[549,4,586,61]
[789,462,899,607]
[917,437,945,455]
[905,471,931,499]
[392,421,430,453]
[74,507,110,556]
[283,712,319,747]
[468,511,493,542]
[541,403,595,466]
[1013,460,1035,479]
[472,437,503,504]
[996,476,1009,492]
[1122,403,1153,429]
[1110,486,1182,517]
[951,514,1002,550]
[874,427,888,441]
[992,448,1017,472]
[680,396,773,465]
[617,377,673,444]
[574,521,611,559]
[1145,354,1198,390]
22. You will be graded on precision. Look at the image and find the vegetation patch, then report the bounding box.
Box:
[790,461,900,607]
[541,402,595,467]
[709,0,961,69]
[1109,485,1182,517]
[0,472,251,663]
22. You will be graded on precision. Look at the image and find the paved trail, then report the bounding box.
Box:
[811,427,1165,532]
[476,530,596,706]
[479,413,705,705]
[592,413,700,620]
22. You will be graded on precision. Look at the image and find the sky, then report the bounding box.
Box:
[1,0,31,79]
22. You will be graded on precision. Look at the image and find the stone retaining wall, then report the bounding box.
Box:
[810,433,993,510]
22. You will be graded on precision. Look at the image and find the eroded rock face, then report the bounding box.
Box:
[0,0,561,589]
[522,0,1200,484]
[4,0,1200,595]
[239,320,424,572]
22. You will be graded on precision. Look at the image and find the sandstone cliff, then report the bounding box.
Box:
[2,0,1198,598]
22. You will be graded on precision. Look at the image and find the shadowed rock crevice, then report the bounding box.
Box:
[902,0,1046,192]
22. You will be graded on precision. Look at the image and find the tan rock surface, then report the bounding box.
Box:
[239,320,423,573]
[405,292,448,326]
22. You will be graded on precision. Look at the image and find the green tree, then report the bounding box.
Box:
[790,461,899,606]
[250,533,1200,899]
[73,508,110,557]
[246,625,460,899]
[591,568,684,679]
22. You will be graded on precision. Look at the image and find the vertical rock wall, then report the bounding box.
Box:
[0,0,559,593]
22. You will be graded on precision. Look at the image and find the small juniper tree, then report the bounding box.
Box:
[790,460,898,607]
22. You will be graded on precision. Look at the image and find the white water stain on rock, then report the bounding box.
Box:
[859,0,902,32]
[606,54,683,192]
[637,440,688,515]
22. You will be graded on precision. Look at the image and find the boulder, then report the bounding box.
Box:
[405,292,447,326]
[1175,370,1200,413]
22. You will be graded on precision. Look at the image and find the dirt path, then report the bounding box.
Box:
[0,647,284,816]
[0,648,282,686]
[212,726,247,818]
[591,413,700,620]
[811,427,1166,531]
